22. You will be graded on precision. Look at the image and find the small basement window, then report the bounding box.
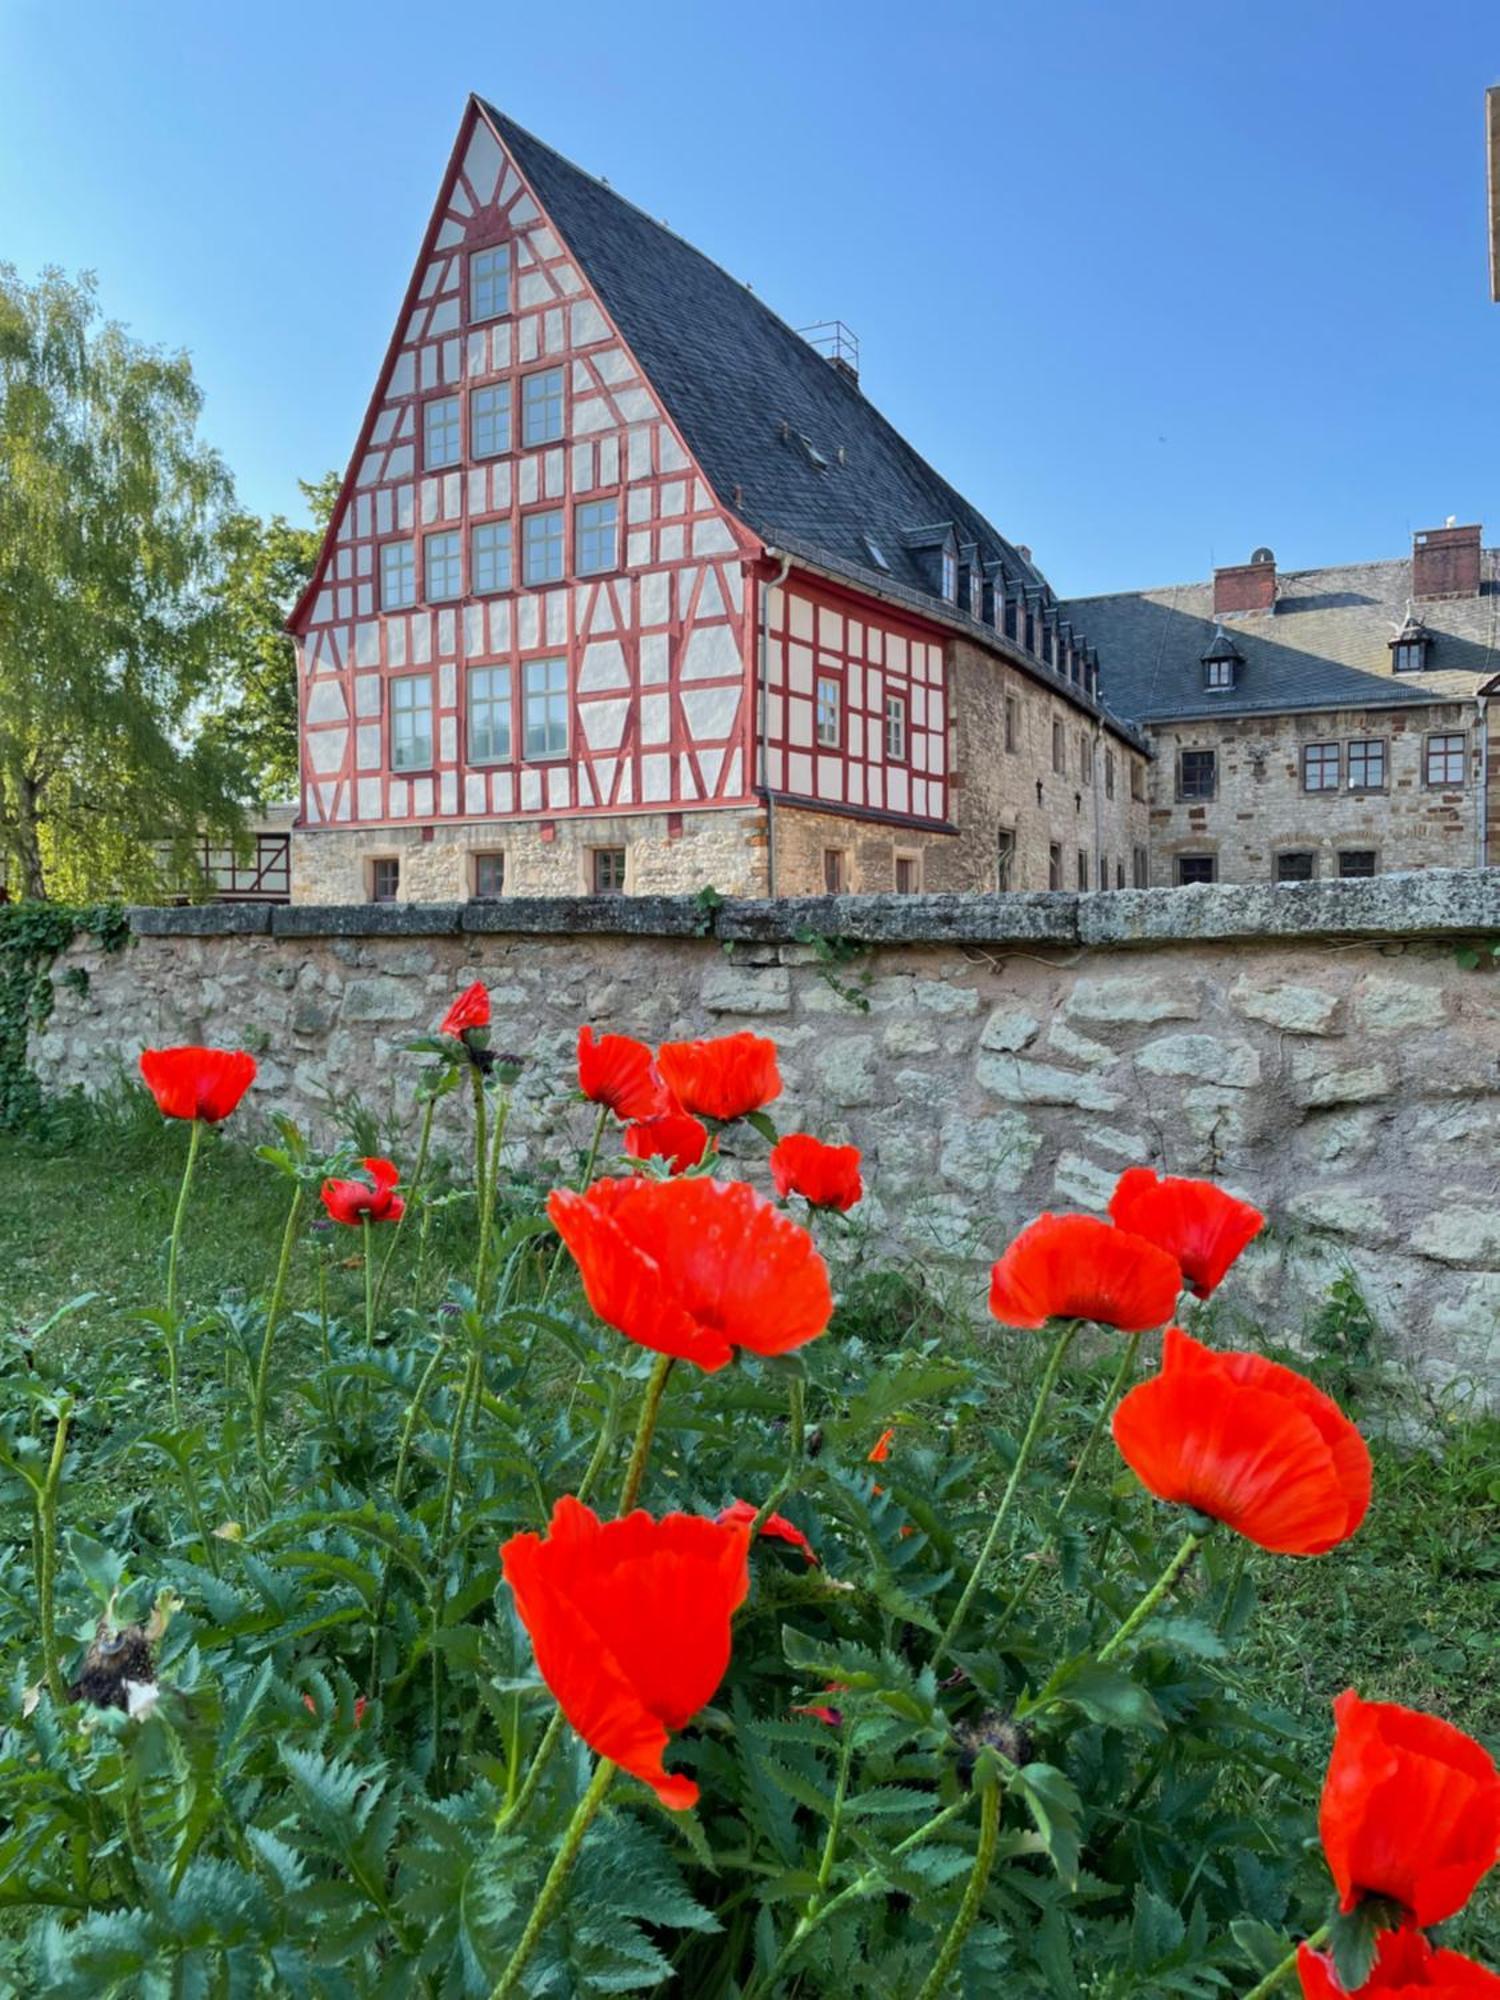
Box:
[592,847,627,894]
[1338,850,1378,878]
[1275,851,1315,882]
[369,857,400,904]
[472,851,506,899]
[1177,854,1217,885]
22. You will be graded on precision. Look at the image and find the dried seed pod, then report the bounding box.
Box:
[67,1618,155,1712]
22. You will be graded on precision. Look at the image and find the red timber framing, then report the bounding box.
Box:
[288,100,761,836]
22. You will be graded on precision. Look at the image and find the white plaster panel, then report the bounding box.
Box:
[308,728,346,775]
[358,778,382,818]
[570,300,608,345]
[681,625,742,681]
[642,754,671,801]
[640,633,669,684]
[579,640,628,691]
[580,698,629,749]
[681,685,741,740]
[356,725,381,770]
[639,694,670,744]
[307,679,347,724]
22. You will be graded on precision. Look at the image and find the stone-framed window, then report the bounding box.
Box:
[1004,694,1019,754]
[467,664,512,763]
[1302,742,1341,792]
[1131,759,1147,803]
[423,395,461,470]
[472,851,506,899]
[390,674,433,772]
[1079,734,1094,784]
[368,856,400,904]
[894,851,922,894]
[521,366,565,446]
[1076,847,1089,890]
[522,658,568,760]
[381,539,415,610]
[997,826,1016,890]
[1338,849,1378,878]
[1177,748,1217,800]
[1346,739,1388,792]
[1105,748,1116,799]
[823,848,849,893]
[469,244,511,322]
[472,384,511,459]
[1275,850,1316,882]
[1132,845,1150,887]
[1177,854,1217,885]
[1052,720,1066,775]
[1425,732,1467,788]
[592,846,627,894]
[472,520,513,596]
[424,531,462,602]
[1048,842,1062,889]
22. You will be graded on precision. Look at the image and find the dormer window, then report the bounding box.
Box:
[968,566,982,618]
[1201,628,1242,693]
[941,547,958,602]
[862,534,890,572]
[1390,615,1429,673]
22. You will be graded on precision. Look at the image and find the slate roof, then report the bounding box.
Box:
[482,103,1143,747]
[1068,553,1500,725]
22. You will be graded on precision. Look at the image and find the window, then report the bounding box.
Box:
[1105,748,1115,799]
[1048,842,1063,890]
[1303,742,1341,792]
[1076,848,1089,890]
[884,692,907,760]
[575,499,618,576]
[522,509,565,585]
[592,847,627,894]
[1347,739,1387,791]
[472,384,511,459]
[862,534,891,572]
[1177,854,1217,885]
[1079,735,1094,783]
[391,674,433,771]
[469,245,510,322]
[523,657,568,758]
[1392,639,1426,674]
[941,548,958,602]
[1131,760,1146,803]
[472,520,513,595]
[369,857,400,904]
[823,849,848,893]
[1426,732,1467,787]
[467,664,511,763]
[1276,851,1316,882]
[472,851,506,899]
[1177,748,1217,800]
[1338,850,1378,878]
[521,366,564,446]
[894,854,920,894]
[425,531,462,601]
[1115,859,1125,890]
[996,826,1016,891]
[1203,655,1236,691]
[1132,845,1150,888]
[816,677,843,749]
[424,396,461,469]
[1052,719,1066,775]
[1004,694,1019,753]
[381,540,415,610]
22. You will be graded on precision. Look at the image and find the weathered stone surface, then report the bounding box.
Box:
[1229,978,1341,1036]
[1137,1034,1260,1087]
[1052,1151,1118,1209]
[1355,977,1445,1033]
[979,1006,1041,1053]
[1290,1052,1393,1107]
[975,1053,1124,1112]
[131,903,273,936]
[808,1035,882,1108]
[1047,1023,1114,1068]
[1284,1188,1396,1245]
[700,962,791,1015]
[938,1109,1041,1195]
[1064,977,1199,1025]
[1410,1205,1500,1265]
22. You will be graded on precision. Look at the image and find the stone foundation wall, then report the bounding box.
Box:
[29,873,1500,1396]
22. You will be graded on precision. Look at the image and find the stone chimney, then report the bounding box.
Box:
[1213,551,1277,615]
[1412,521,1482,600]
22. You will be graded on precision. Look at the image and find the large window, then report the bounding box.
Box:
[391,675,433,772]
[472,520,512,595]
[381,540,415,610]
[521,367,564,446]
[1177,749,1217,800]
[424,396,461,469]
[1426,733,1467,787]
[884,692,907,760]
[522,509,565,585]
[815,676,842,750]
[1177,854,1217,885]
[1347,739,1387,791]
[575,499,618,576]
[472,384,511,459]
[1303,742,1341,792]
[425,532,462,602]
[523,657,568,759]
[469,245,510,322]
[467,665,511,763]
[1276,851,1316,882]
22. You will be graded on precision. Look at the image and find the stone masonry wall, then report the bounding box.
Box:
[29,874,1500,1398]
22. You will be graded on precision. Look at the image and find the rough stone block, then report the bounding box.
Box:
[1290,1052,1392,1108]
[938,1109,1041,1195]
[700,962,791,1015]
[341,977,424,1024]
[1229,978,1341,1036]
[979,1006,1041,1053]
[1136,1033,1260,1087]
[130,903,273,937]
[1064,977,1200,1026]
[1284,1188,1395,1245]
[1355,977,1445,1033]
[976,1053,1124,1112]
[1410,1205,1500,1265]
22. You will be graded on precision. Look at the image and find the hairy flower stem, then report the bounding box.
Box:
[163,1117,204,1429]
[501,1709,566,1827]
[998,1329,1143,1629]
[469,1062,489,1259]
[252,1183,305,1492]
[1241,1924,1331,2000]
[368,1334,452,1692]
[490,1757,616,1999]
[617,1353,675,1515]
[37,1399,72,1702]
[914,1778,1002,2000]
[1096,1529,1204,1665]
[373,1094,435,1322]
[933,1318,1079,1668]
[806,1719,857,1917]
[541,1102,610,1306]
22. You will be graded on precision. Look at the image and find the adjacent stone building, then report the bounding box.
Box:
[287,96,1148,905]
[1070,530,1499,886]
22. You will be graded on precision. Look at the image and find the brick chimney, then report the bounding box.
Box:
[1213,551,1277,615]
[1412,522,1481,600]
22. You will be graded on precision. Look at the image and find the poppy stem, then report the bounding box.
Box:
[933,1317,1079,1669]
[1095,1529,1203,1665]
[500,1708,566,1827]
[617,1352,675,1516]
[1240,1924,1330,2000]
[540,1102,610,1306]
[473,1076,512,1322]
[914,1776,1002,2000]
[252,1182,305,1493]
[373,1093,435,1323]
[489,1757,616,1999]
[37,1397,72,1703]
[163,1117,205,1429]
[997,1328,1143,1629]
[368,1331,452,1694]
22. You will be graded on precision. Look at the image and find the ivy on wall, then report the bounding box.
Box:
[0,903,129,1132]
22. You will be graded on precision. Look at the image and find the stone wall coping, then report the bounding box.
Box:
[119,868,1500,951]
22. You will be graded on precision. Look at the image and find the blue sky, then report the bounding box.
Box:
[3,0,1497,595]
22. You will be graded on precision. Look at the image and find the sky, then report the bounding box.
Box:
[3,0,1497,597]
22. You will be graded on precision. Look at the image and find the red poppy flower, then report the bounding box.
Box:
[320,1157,406,1227]
[547,1175,833,1371]
[1298,1923,1500,1997]
[440,981,490,1039]
[655,1031,782,1122]
[139,1046,257,1124]
[1108,1167,1265,1299]
[771,1133,864,1212]
[988,1213,1182,1331]
[500,1495,751,1809]
[716,1499,818,1565]
[577,1026,670,1123]
[623,1108,712,1176]
[1319,1690,1500,1928]
[1112,1325,1371,1555]
[868,1428,895,1464]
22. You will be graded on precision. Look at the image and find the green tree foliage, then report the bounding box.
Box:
[207,472,339,803]
[0,265,246,901]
